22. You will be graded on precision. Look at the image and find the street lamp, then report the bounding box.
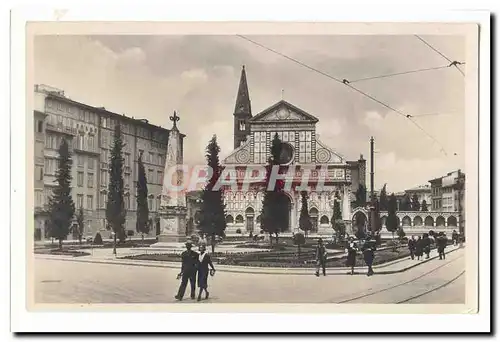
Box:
[111,231,116,256]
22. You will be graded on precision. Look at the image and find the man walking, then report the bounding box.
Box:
[362,235,377,276]
[436,232,448,260]
[175,241,199,301]
[315,238,327,277]
[408,236,417,260]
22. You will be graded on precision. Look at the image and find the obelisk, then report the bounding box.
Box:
[156,111,188,243]
[342,185,353,235]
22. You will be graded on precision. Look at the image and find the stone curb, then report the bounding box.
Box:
[35,246,462,276]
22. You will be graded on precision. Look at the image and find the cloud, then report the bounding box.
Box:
[34,34,466,191]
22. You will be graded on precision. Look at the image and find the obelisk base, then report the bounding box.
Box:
[344,220,353,236]
[151,206,188,245]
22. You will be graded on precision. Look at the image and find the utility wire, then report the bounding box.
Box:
[349,65,450,83]
[414,35,453,63]
[237,35,449,155]
[237,35,344,84]
[414,35,464,77]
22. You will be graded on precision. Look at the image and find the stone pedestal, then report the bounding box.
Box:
[151,206,188,246]
[344,220,353,236]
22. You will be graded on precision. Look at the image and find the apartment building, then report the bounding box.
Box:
[33,84,182,241]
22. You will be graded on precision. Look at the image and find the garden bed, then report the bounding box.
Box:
[34,249,91,257]
[37,239,158,250]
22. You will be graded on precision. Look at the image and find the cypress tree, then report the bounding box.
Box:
[298,191,312,238]
[260,133,288,246]
[421,199,429,212]
[411,193,420,211]
[76,207,84,244]
[136,152,150,244]
[47,139,75,250]
[386,193,399,240]
[198,135,226,253]
[379,183,388,211]
[106,124,126,254]
[331,197,344,240]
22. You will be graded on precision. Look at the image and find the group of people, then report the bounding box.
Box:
[315,235,377,277]
[407,230,456,261]
[175,242,216,302]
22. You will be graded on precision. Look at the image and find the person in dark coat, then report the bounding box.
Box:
[196,244,216,301]
[315,238,327,277]
[415,236,423,260]
[361,235,377,276]
[345,236,358,275]
[422,233,432,259]
[408,236,417,260]
[452,230,458,246]
[436,232,448,260]
[175,241,199,301]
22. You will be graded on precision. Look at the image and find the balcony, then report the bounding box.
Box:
[46,123,77,136]
[73,144,100,156]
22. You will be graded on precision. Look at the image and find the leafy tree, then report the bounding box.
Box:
[135,152,150,245]
[260,133,288,246]
[106,124,127,254]
[400,193,412,211]
[411,193,420,211]
[386,193,399,240]
[76,207,84,244]
[298,191,312,237]
[355,184,367,208]
[421,199,429,212]
[293,232,306,258]
[198,135,226,253]
[47,139,75,250]
[331,198,344,240]
[379,183,388,211]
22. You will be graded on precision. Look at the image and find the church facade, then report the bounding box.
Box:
[221,66,366,236]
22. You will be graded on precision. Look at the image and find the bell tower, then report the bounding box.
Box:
[233,65,252,149]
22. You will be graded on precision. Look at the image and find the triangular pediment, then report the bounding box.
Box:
[249,100,319,123]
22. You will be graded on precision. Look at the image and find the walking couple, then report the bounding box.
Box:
[175,241,216,302]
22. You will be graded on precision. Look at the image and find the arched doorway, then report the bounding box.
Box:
[309,208,319,232]
[320,215,329,225]
[413,216,423,226]
[436,216,446,227]
[226,215,234,224]
[402,216,412,227]
[447,216,457,227]
[352,211,368,238]
[245,207,255,233]
[235,215,244,224]
[424,216,434,227]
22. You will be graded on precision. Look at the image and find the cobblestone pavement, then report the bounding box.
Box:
[34,248,465,304]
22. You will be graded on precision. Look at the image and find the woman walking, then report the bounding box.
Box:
[345,236,358,275]
[197,244,216,301]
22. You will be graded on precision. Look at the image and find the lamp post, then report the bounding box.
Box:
[111,231,116,256]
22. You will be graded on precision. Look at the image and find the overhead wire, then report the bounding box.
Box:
[237,35,450,155]
[414,35,465,77]
[348,65,451,83]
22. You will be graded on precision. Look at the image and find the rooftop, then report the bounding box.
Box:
[35,84,185,137]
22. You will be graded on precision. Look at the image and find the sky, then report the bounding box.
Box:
[33,34,466,193]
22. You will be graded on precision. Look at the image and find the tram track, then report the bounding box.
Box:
[396,270,465,303]
[335,254,464,304]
